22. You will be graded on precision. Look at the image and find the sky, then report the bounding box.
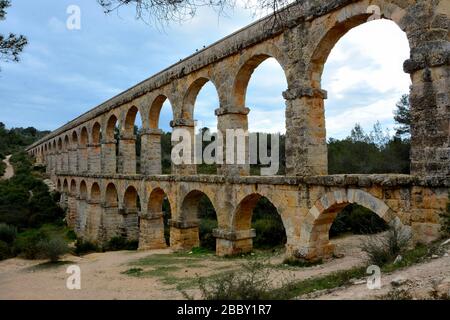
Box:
[0,0,411,139]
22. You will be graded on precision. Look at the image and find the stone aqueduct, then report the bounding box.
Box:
[26,0,449,260]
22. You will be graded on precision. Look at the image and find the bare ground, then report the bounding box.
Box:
[0,234,448,300]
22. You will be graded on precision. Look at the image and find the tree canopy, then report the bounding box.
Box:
[0,0,27,69]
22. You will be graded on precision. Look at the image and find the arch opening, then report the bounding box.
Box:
[234,194,286,251]
[105,183,119,207]
[147,188,172,246]
[123,106,142,174]
[318,18,411,174]
[185,78,220,174]
[149,95,173,174]
[180,190,217,251]
[236,56,288,176]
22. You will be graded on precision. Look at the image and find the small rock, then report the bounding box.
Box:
[394,255,403,264]
[391,276,407,287]
[444,253,449,257]
[431,254,439,259]
[441,239,450,246]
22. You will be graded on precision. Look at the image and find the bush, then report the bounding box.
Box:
[0,223,17,244]
[0,240,12,261]
[253,218,286,249]
[199,219,217,251]
[361,222,411,266]
[36,237,69,262]
[13,229,49,259]
[188,260,291,300]
[103,236,138,251]
[74,239,99,255]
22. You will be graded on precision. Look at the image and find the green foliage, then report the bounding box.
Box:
[252,197,286,248]
[282,257,322,268]
[330,204,388,237]
[0,240,11,260]
[74,239,100,255]
[36,237,69,262]
[13,229,49,259]
[0,151,65,229]
[199,219,217,250]
[0,123,48,156]
[394,94,411,137]
[0,223,17,243]
[190,260,291,300]
[103,236,138,251]
[361,223,412,267]
[440,200,450,237]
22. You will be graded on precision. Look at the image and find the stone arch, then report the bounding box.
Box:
[148,94,174,129]
[62,178,69,193]
[57,137,63,151]
[56,179,62,191]
[182,77,220,120]
[70,179,77,194]
[80,127,88,146]
[302,188,396,260]
[105,183,119,207]
[232,192,285,231]
[307,1,408,89]
[233,48,288,108]
[123,106,142,135]
[123,185,141,210]
[91,121,101,144]
[90,182,101,202]
[71,131,78,147]
[63,135,69,150]
[180,189,217,223]
[79,180,88,199]
[105,114,118,140]
[148,187,171,214]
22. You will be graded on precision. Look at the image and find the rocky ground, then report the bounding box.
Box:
[0,234,448,300]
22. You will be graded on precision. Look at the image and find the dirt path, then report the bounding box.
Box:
[304,254,450,300]
[0,235,448,300]
[1,155,14,180]
[0,235,375,300]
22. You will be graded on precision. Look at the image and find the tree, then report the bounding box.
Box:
[97,0,292,26]
[393,94,411,138]
[0,0,27,69]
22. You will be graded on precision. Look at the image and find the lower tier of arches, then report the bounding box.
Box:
[56,173,448,260]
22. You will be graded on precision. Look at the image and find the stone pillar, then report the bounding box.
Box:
[101,139,117,175]
[215,106,250,176]
[214,228,255,256]
[101,204,123,242]
[85,199,102,242]
[88,143,101,174]
[120,208,139,241]
[62,151,69,172]
[66,193,77,228]
[170,119,196,175]
[68,147,78,174]
[283,86,328,176]
[118,134,136,174]
[140,128,162,175]
[75,196,88,237]
[404,42,449,177]
[78,147,88,173]
[169,220,199,250]
[138,211,167,250]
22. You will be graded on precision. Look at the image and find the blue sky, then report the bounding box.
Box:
[0,1,411,139]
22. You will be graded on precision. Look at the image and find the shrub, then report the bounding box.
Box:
[189,260,291,300]
[0,240,11,261]
[103,236,138,251]
[361,222,411,266]
[199,219,217,251]
[13,230,49,259]
[253,218,286,249]
[74,239,99,255]
[66,229,77,241]
[0,223,17,244]
[36,237,69,262]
